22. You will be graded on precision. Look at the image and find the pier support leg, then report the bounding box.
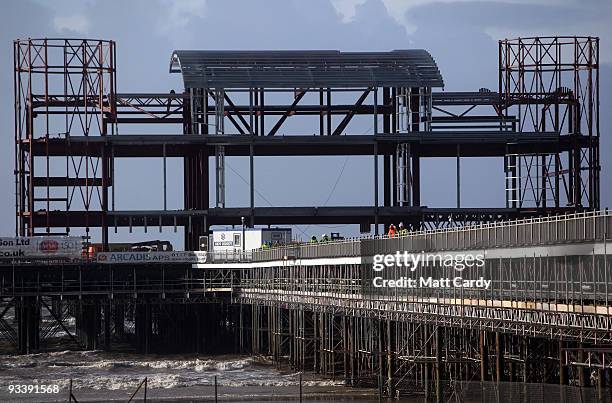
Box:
[387,319,395,397]
[523,337,530,403]
[342,315,348,383]
[239,303,244,353]
[424,325,431,401]
[114,303,125,339]
[378,319,384,390]
[597,368,605,403]
[435,327,443,403]
[104,302,111,351]
[495,332,505,382]
[349,316,355,386]
[17,296,40,354]
[608,369,612,403]
[313,311,319,373]
[578,343,589,387]
[480,330,488,382]
[135,304,152,354]
[559,340,568,402]
[75,301,100,350]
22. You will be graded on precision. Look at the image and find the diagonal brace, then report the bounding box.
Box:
[40,299,82,349]
[223,92,252,134]
[332,89,371,136]
[0,301,13,320]
[207,90,246,135]
[267,90,307,136]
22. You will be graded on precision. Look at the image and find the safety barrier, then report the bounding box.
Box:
[252,239,362,261]
[208,250,253,263]
[252,210,612,261]
[369,210,612,255]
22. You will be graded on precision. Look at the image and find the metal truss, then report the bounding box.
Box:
[239,292,612,344]
[238,298,610,401]
[14,38,116,239]
[500,37,600,210]
[564,347,612,370]
[115,92,184,123]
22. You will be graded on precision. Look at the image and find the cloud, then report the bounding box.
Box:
[157,0,207,33]
[53,14,91,34]
[380,0,582,34]
[330,0,367,22]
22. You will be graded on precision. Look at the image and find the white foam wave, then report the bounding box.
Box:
[25,374,183,391]
[219,378,343,387]
[0,351,342,391]
[83,357,254,372]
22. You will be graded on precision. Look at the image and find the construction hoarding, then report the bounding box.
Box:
[0,237,83,259]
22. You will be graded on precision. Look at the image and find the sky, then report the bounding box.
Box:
[1,0,611,247]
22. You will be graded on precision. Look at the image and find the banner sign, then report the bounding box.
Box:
[0,237,83,259]
[96,251,207,264]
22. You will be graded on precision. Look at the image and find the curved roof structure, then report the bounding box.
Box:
[170,50,443,89]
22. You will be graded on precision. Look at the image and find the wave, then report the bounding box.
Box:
[54,374,342,390]
[85,356,256,372]
[0,351,343,391]
[219,378,344,388]
[22,374,184,391]
[2,352,256,371]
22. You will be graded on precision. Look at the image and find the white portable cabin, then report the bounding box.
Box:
[206,228,292,253]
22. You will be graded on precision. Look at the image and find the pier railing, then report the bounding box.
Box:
[208,250,253,263]
[252,239,362,261]
[252,210,612,261]
[369,209,612,255]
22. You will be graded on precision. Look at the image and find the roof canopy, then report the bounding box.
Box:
[170,50,443,89]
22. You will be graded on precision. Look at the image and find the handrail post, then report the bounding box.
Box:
[214,375,218,403]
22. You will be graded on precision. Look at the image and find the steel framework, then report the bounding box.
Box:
[13,37,600,250]
[14,38,116,240]
[500,37,600,210]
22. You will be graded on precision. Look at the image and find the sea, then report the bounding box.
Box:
[0,308,387,402]
[0,350,383,402]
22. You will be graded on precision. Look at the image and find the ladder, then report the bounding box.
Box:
[396,143,412,205]
[214,88,226,208]
[505,151,520,208]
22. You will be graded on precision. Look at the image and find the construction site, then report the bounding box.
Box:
[1,35,610,402]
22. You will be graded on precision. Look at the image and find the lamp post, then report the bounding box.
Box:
[241,216,245,255]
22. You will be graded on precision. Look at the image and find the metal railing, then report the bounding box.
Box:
[252,210,612,261]
[207,250,253,263]
[241,252,612,305]
[252,239,362,262]
[369,209,612,255]
[0,269,240,298]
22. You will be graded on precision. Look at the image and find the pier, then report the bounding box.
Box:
[3,35,608,401]
[2,210,612,401]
